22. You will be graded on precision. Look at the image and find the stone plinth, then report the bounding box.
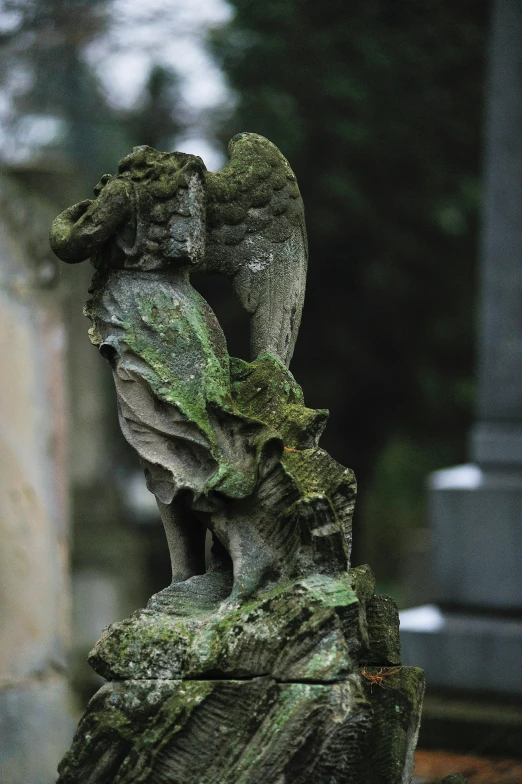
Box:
[429,465,522,610]
[400,604,522,696]
[58,567,424,784]
[401,464,522,694]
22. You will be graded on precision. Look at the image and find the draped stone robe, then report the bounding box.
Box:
[52,170,281,513]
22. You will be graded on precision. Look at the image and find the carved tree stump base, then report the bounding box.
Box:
[57,568,424,784]
[57,674,423,784]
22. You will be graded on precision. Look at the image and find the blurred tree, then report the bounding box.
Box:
[129,64,184,153]
[0,0,132,185]
[210,0,488,583]
[0,0,187,190]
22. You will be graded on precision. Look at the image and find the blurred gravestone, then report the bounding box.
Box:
[0,171,74,783]
[400,0,522,696]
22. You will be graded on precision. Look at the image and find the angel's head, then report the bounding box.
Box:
[117,145,172,179]
[115,145,206,200]
[116,145,203,180]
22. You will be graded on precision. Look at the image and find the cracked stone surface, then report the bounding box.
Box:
[58,567,424,784]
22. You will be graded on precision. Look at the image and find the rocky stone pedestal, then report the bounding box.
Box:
[57,567,424,784]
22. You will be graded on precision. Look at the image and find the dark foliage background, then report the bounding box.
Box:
[201,0,489,584]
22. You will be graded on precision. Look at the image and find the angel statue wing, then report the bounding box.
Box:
[203,133,307,367]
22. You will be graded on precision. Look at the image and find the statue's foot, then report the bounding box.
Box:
[147,570,233,616]
[227,552,286,603]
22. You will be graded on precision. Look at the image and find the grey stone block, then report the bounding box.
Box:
[471,422,522,465]
[400,605,522,695]
[429,464,522,609]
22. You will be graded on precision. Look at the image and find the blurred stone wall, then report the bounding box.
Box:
[0,171,74,784]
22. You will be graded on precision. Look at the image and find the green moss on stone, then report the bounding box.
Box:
[230,353,328,450]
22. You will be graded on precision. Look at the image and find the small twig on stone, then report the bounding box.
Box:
[361,666,402,691]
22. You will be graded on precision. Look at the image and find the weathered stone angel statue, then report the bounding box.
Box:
[51,133,353,608]
[52,135,424,784]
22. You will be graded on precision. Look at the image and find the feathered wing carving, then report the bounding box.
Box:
[203,133,307,367]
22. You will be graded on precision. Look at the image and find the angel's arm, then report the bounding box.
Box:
[50,178,130,263]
